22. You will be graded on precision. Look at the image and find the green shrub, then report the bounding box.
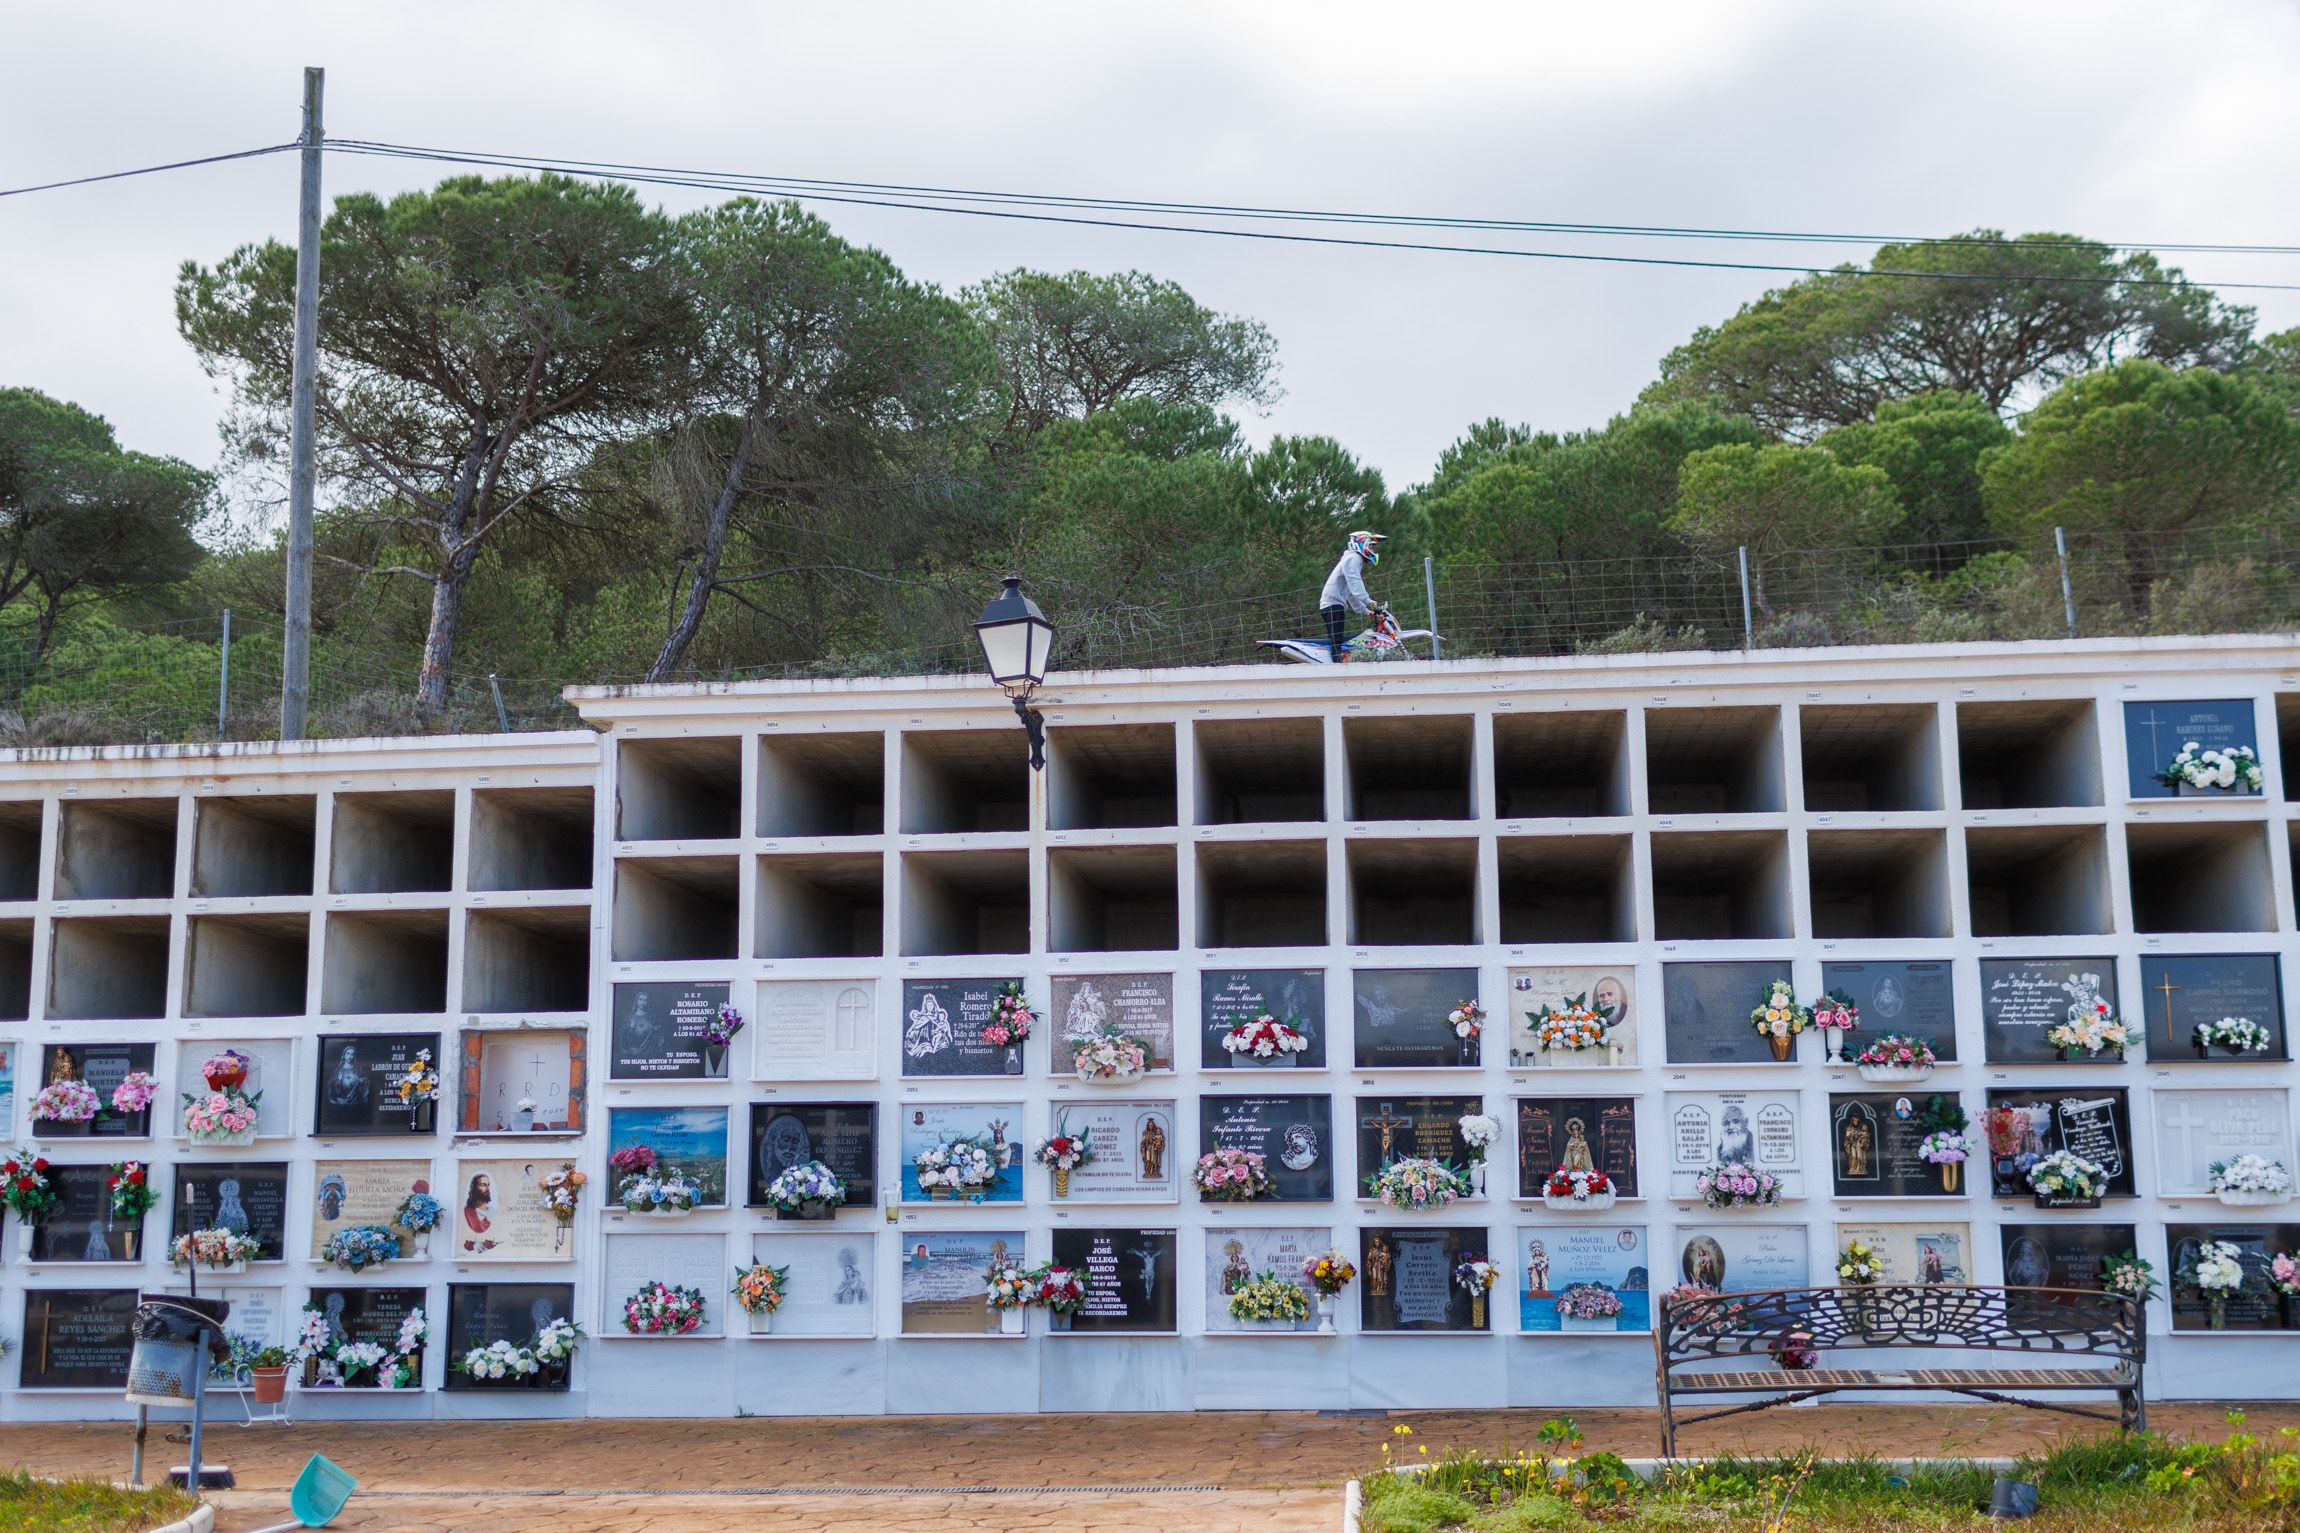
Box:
[1363,1475,1477,1533]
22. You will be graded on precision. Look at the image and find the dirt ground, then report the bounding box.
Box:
[6,1403,2295,1532]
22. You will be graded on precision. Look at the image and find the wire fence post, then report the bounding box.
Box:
[1737,546,1754,650]
[216,608,232,741]
[487,673,510,733]
[2054,526,2078,640]
[1423,556,1441,662]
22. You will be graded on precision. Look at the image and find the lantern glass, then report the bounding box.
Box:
[973,576,1053,692]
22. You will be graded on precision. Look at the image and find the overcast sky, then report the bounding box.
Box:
[7,1,2300,501]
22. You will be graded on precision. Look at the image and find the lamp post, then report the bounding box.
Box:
[974,574,1054,770]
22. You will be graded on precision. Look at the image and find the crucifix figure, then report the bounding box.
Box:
[2153,970,2183,1032]
[2134,707,2171,775]
[1362,1103,1411,1161]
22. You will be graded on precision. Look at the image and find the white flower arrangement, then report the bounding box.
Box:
[2195,1016,2272,1055]
[1533,995,1607,1051]
[1456,1113,1501,1159]
[2046,1002,2129,1059]
[1917,1130,1971,1166]
[533,1318,582,1362]
[456,1339,539,1381]
[2184,1239,2248,1294]
[2208,1154,2292,1200]
[915,1139,998,1195]
[2158,742,2262,794]
[2026,1149,2107,1202]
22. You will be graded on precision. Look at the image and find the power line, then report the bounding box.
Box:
[0,143,299,199]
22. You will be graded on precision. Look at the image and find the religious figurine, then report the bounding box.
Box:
[1139,1116,1166,1181]
[1526,1240,1550,1296]
[317,1173,347,1221]
[988,1119,1014,1169]
[214,1177,250,1236]
[1561,1118,1595,1173]
[46,1051,78,1085]
[835,1246,869,1305]
[1842,1118,1872,1178]
[325,1044,370,1110]
[1367,1235,1393,1297]
[1220,1239,1250,1295]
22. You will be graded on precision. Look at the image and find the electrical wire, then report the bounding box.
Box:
[0,142,300,199]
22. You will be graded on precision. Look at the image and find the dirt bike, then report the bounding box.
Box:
[1258,605,1439,664]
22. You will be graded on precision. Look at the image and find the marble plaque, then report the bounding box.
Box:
[750,1231,876,1337]
[1507,966,1637,1067]
[1199,1094,1333,1201]
[1201,969,1327,1070]
[18,1289,138,1388]
[753,978,877,1081]
[1204,1226,1325,1333]
[212,1286,286,1363]
[1043,1100,1176,1203]
[610,981,730,1081]
[900,1229,1024,1335]
[1829,1092,1962,1198]
[313,1032,439,1136]
[1358,1095,1481,1182]
[898,1102,1025,1202]
[1517,1223,1650,1334]
[900,977,1024,1077]
[174,1038,295,1138]
[1673,1224,1810,1293]
[32,1164,142,1263]
[2124,698,2260,799]
[1666,1091,1803,1198]
[449,1159,568,1261]
[1983,1087,2135,1198]
[1821,961,1957,1061]
[305,1285,426,1360]
[1980,959,2121,1064]
[0,1040,15,1140]
[308,1158,432,1258]
[2167,1224,2297,1331]
[1360,1225,1489,1332]
[466,1030,578,1133]
[1663,963,1786,1065]
[747,1102,878,1208]
[1833,1221,1971,1284]
[1051,1226,1178,1333]
[1050,973,1176,1073]
[605,1106,730,1207]
[172,1162,289,1260]
[2151,1089,2294,1196]
[1998,1223,2135,1291]
[2138,954,2286,1061]
[1353,967,1481,1068]
[35,1042,157,1138]
[1515,1096,1639,1198]
[445,1282,576,1388]
[601,1230,725,1336]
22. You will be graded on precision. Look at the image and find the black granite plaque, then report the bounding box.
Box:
[1821,961,1956,1061]
[1050,1227,1177,1333]
[1514,1097,1640,1197]
[1355,1095,1480,1178]
[18,1288,137,1388]
[305,1285,426,1354]
[1998,1223,2136,1292]
[1201,969,1326,1070]
[610,981,732,1080]
[746,1102,877,1207]
[1664,963,1787,1065]
[33,1043,156,1138]
[313,1032,441,1136]
[2123,699,2259,799]
[2138,954,2285,1062]
[1829,1092,1961,1198]
[1352,968,1481,1068]
[1199,1094,1333,1200]
[900,977,1022,1077]
[172,1163,290,1259]
[1980,958,2122,1064]
[1360,1226,1490,1332]
[32,1164,143,1263]
[444,1282,577,1389]
[2167,1225,2297,1331]
[1984,1087,2135,1197]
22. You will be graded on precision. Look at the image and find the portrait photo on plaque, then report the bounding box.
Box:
[1980,959,2122,1064]
[2123,698,2260,800]
[1832,1221,1971,1285]
[32,1164,144,1263]
[1199,1093,1333,1201]
[1820,961,1957,1061]
[450,1159,571,1261]
[1201,969,1326,1070]
[1204,1226,1325,1333]
[1998,1223,2136,1292]
[17,1289,138,1388]
[1051,973,1176,1074]
[1829,1092,1964,1198]
[1353,967,1481,1068]
[1042,1100,1176,1203]
[34,1043,157,1138]
[601,1230,726,1336]
[2138,954,2286,1062]
[444,1282,576,1389]
[900,1229,1024,1334]
[174,1038,294,1138]
[1050,1226,1178,1333]
[2151,1089,2294,1196]
[898,1102,1025,1202]
[1516,1096,1639,1199]
[750,1231,876,1336]
[1673,1223,1810,1294]
[609,981,732,1081]
[1663,962,1785,1065]
[458,1028,581,1133]
[1507,965,1637,1068]
[2167,1224,2298,1331]
[0,1040,15,1139]
[901,977,1024,1077]
[1357,1095,1481,1184]
[1360,1226,1490,1332]
[172,1162,289,1261]
[303,1286,428,1375]
[747,1101,878,1208]
[1517,1223,1650,1335]
[752,978,878,1081]
[308,1158,432,1259]
[605,1106,729,1207]
[312,1032,440,1136]
[1665,1091,1803,1199]
[1983,1087,2134,1198]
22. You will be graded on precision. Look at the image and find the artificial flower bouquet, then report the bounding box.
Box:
[2195,1016,2273,1056]
[1854,1033,1937,1080]
[541,1164,587,1222]
[534,1317,582,1364]
[1696,1161,1783,1209]
[1221,1012,1310,1063]
[1364,1156,1466,1210]
[454,1339,539,1382]
[704,1003,746,1049]
[1448,1000,1484,1039]
[1661,1283,1746,1338]
[1,1150,55,1222]
[1811,991,1859,1034]
[1034,1130,1096,1172]
[1033,1264,1090,1319]
[182,1087,260,1144]
[1453,1253,1500,1325]
[1228,1270,1311,1326]
[1533,995,1607,1052]
[1555,1283,1624,1326]
[2178,1239,2252,1328]
[2047,1001,2128,1060]
[2272,1253,2300,1299]
[983,983,1035,1049]
[1456,1112,1501,1162]
[618,1169,703,1213]
[396,1190,444,1234]
[2100,1250,2158,1303]
[915,1139,998,1198]
[323,1224,401,1272]
[30,1079,100,1125]
[171,1227,261,1270]
[2027,1149,2107,1207]
[983,1258,1036,1330]
[1542,1167,1616,1212]
[200,1049,253,1091]
[110,1071,159,1117]
[764,1160,846,1216]
[732,1262,790,1317]
[623,1281,708,1336]
[2158,741,2262,794]
[2208,1153,2292,1205]
[1072,1031,1148,1083]
[106,1160,158,1220]
[1194,1147,1275,1202]
[1749,979,1809,1049]
[1303,1249,1357,1296]
[1836,1240,1882,1286]
[1771,1330,1818,1370]
[394,1048,440,1104]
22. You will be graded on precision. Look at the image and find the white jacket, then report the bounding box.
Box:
[1320,549,1373,613]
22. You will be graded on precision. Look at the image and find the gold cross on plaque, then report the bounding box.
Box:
[2153,971,2182,1029]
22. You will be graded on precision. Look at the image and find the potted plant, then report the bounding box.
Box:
[2047,1002,2129,1062]
[2158,741,2263,795]
[323,1224,401,1272]
[984,983,1035,1075]
[394,1048,441,1134]
[1034,1123,1095,1198]
[1532,994,1609,1061]
[1,1149,55,1262]
[1227,1270,1310,1332]
[105,1160,157,1260]
[623,1281,708,1336]
[1695,1161,1783,1209]
[1220,1012,1310,1066]
[1812,991,1859,1062]
[170,1227,260,1276]
[396,1189,443,1255]
[183,1082,261,1146]
[732,1262,789,1334]
[533,1317,582,1386]
[1554,1283,1624,1334]
[1072,1030,1149,1086]
[2178,1239,2251,1330]
[915,1139,998,1201]
[1194,1147,1275,1202]
[2209,1154,2293,1207]
[1854,1033,1937,1084]
[1447,1000,1484,1066]
[1748,980,1808,1062]
[703,1003,744,1078]
[2027,1149,2107,1209]
[984,1258,1034,1334]
[30,1079,101,1131]
[1302,1249,1355,1333]
[1456,1112,1500,1195]
[249,1345,291,1404]
[2194,1016,2273,1058]
[203,1049,252,1092]
[1364,1156,1465,1211]
[1542,1166,1616,1213]
[110,1071,159,1122]
[1453,1253,1499,1329]
[1034,1264,1090,1330]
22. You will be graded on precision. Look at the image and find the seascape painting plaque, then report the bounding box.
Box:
[1201,969,1326,1070]
[2138,954,2285,1062]
[1357,1095,1481,1183]
[18,1289,137,1388]
[445,1282,576,1388]
[750,1231,876,1336]
[1673,1224,1810,1293]
[461,1029,579,1133]
[1663,963,1784,1065]
[305,1286,426,1357]
[1050,973,1176,1074]
[1832,1221,1971,1284]
[1353,968,1481,1068]
[174,1039,294,1138]
[1204,1226,1325,1333]
[2123,699,2259,799]
[900,1229,1024,1335]
[610,981,731,1081]
[1821,961,1956,1061]
[1517,1223,1650,1335]
[1666,1091,1803,1199]
[1050,1226,1178,1333]
[2167,1224,2297,1331]
[1360,1225,1490,1332]
[1507,966,1637,1067]
[0,1040,13,1140]
[1515,1096,1640,1198]
[601,1231,725,1336]
[605,1106,729,1207]
[172,1162,289,1261]
[32,1164,142,1263]
[308,1159,430,1258]
[746,1102,878,1208]
[1829,1093,1963,1198]
[901,978,1022,1077]
[312,1032,440,1136]
[1041,1100,1176,1203]
[1998,1223,2135,1291]
[752,978,878,1081]
[1199,1094,1333,1201]
[2151,1089,2294,1196]
[1980,959,2121,1064]
[898,1102,1024,1202]
[1983,1087,2134,1198]
[449,1159,569,1261]
[35,1043,157,1138]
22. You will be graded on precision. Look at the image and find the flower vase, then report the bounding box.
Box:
[1002,1045,1022,1076]
[2216,1187,2290,1208]
[999,1307,1024,1336]
[1051,1310,1073,1332]
[1559,1314,1613,1334]
[1316,1295,1336,1335]
[1767,1033,1793,1062]
[748,1308,773,1335]
[704,1043,727,1079]
[1456,1036,1478,1066]
[1053,1168,1070,1198]
[1469,1161,1487,1197]
[411,1098,436,1135]
[2207,1295,2228,1331]
[1243,1053,1296,1068]
[778,1200,835,1221]
[1824,1030,1844,1062]
[1470,1293,1487,1329]
[13,1222,37,1263]
[514,1108,536,1132]
[411,1229,432,1258]
[1605,1041,1623,1066]
[119,1229,139,1262]
[928,1188,952,1201]
[209,1258,248,1277]
[1938,1162,1960,1193]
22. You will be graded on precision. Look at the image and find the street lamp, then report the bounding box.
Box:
[974,573,1054,770]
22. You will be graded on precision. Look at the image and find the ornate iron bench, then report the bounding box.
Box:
[1654,1284,2144,1457]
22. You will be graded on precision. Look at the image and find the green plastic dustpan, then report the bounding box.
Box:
[287,1453,358,1527]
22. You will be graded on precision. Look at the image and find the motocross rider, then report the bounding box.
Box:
[1319,530,1389,661]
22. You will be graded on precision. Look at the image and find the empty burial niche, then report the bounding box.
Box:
[1494,712,1629,819]
[615,736,743,842]
[756,852,884,959]
[1650,831,1792,940]
[1498,835,1635,944]
[49,916,170,1020]
[322,908,449,1015]
[1050,845,1179,952]
[1349,839,1480,946]
[1196,840,1328,948]
[1807,829,1951,939]
[1047,725,1177,831]
[1955,700,2102,810]
[2281,695,2299,801]
[1800,704,1943,812]
[185,913,310,1018]
[0,920,28,1021]
[758,733,885,838]
[2126,822,2277,935]
[56,797,178,900]
[469,788,595,892]
[900,849,1029,956]
[901,731,1028,835]
[1964,825,2112,937]
[330,791,455,895]
[464,906,592,1013]
[191,796,316,897]
[0,802,42,901]
[1194,718,1325,825]
[1344,715,1473,821]
[611,856,741,962]
[1645,707,1785,815]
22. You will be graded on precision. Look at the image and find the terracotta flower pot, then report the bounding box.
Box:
[251,1366,288,1404]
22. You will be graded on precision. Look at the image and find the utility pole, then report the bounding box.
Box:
[281,66,324,740]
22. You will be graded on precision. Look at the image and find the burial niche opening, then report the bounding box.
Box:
[191,794,316,897]
[0,801,43,902]
[1343,715,1473,821]
[756,852,885,959]
[901,730,1028,834]
[185,913,310,1018]
[759,733,886,838]
[1051,844,1179,953]
[1964,824,2112,937]
[2125,821,2276,935]
[57,798,178,901]
[470,788,595,892]
[900,849,1029,956]
[322,908,450,1015]
[1048,724,1177,831]
[1799,704,1942,812]
[329,791,455,895]
[1955,699,2101,810]
[1644,707,1785,815]
[1498,834,1634,944]
[612,856,741,962]
[1193,718,1325,825]
[1494,711,1628,819]
[1195,840,1327,948]
[463,906,592,1013]
[1806,828,1951,939]
[49,916,169,1020]
[1650,830,1791,940]
[615,736,742,842]
[1348,838,1479,946]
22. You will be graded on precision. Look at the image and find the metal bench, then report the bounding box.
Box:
[1654,1284,2144,1458]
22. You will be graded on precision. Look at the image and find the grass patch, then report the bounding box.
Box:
[0,1471,196,1533]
